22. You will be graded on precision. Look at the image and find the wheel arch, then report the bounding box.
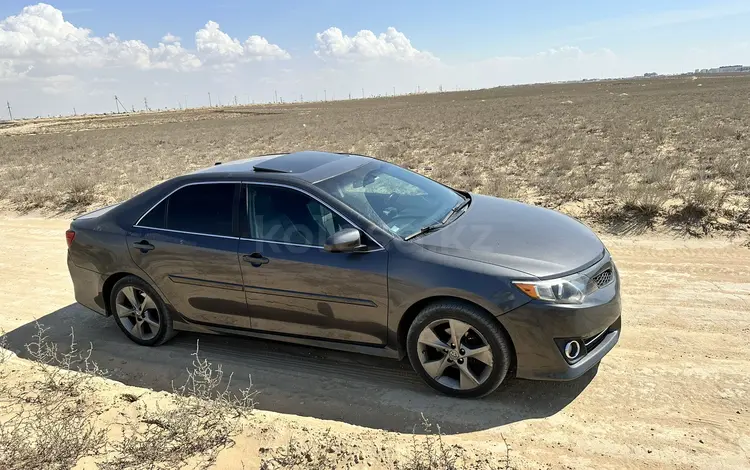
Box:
[102,271,170,316]
[102,272,134,316]
[396,295,517,374]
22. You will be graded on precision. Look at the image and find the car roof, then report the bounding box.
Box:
[193,150,375,183]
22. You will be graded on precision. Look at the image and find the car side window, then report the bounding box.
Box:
[167,184,235,236]
[248,185,353,246]
[138,183,236,237]
[138,199,167,228]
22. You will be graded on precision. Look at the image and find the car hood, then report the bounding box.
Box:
[414,194,604,278]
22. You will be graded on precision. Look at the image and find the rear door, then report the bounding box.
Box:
[238,183,389,345]
[127,182,249,328]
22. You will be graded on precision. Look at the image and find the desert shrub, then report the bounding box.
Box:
[11,187,56,212]
[667,180,728,234]
[260,430,341,470]
[103,341,256,470]
[397,415,511,470]
[65,176,95,207]
[25,323,108,394]
[0,323,108,470]
[0,331,8,365]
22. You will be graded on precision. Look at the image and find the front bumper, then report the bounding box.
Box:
[498,257,622,381]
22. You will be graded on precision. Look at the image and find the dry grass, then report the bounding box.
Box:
[0,325,255,470]
[103,341,256,470]
[1,74,749,235]
[0,324,108,470]
[1,327,509,469]
[259,415,512,470]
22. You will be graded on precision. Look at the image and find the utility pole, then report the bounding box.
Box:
[324,89,327,102]
[234,95,238,106]
[143,97,149,111]
[393,86,396,97]
[348,92,351,100]
[73,107,77,116]
[185,94,188,109]
[274,90,278,103]
[208,92,212,107]
[6,101,13,120]
[114,95,120,113]
[300,94,303,102]
[417,85,420,94]
[362,88,365,99]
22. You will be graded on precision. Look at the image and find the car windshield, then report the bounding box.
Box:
[315,161,465,238]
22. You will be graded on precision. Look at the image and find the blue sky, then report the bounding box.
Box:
[2,1,750,117]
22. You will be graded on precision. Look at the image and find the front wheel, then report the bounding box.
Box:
[407,301,512,398]
[110,275,175,346]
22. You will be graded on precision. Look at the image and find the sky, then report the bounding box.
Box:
[2,1,750,118]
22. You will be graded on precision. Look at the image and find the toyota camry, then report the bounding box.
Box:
[66,150,621,398]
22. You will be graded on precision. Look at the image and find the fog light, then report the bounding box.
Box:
[564,340,582,360]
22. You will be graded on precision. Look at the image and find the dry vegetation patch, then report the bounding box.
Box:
[1,75,748,236]
[0,325,512,470]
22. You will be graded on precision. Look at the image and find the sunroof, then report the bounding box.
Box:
[253,151,348,174]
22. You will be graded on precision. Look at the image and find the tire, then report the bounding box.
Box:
[406,301,512,398]
[109,275,176,346]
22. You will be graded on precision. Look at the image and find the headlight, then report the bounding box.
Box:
[513,273,597,304]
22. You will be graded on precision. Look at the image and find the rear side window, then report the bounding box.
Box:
[138,183,236,237]
[138,200,167,228]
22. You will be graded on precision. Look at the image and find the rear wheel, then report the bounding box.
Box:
[407,301,512,398]
[110,276,175,346]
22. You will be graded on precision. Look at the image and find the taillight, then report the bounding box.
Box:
[65,230,75,248]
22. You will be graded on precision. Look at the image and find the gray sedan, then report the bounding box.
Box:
[66,151,621,397]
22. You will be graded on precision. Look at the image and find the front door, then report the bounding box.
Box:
[128,182,249,328]
[239,183,389,345]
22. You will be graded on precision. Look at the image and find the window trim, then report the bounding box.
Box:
[133,181,240,239]
[242,181,385,252]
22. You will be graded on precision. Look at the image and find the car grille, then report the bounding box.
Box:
[591,268,614,288]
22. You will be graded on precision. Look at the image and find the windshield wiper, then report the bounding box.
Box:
[441,196,470,224]
[405,196,471,241]
[404,222,445,241]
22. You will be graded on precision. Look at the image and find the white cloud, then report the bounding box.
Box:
[0,59,17,80]
[162,33,181,43]
[195,21,290,67]
[0,3,201,72]
[0,3,288,78]
[195,21,244,62]
[39,74,78,95]
[315,27,437,62]
[243,35,290,60]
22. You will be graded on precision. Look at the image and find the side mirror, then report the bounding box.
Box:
[324,228,365,253]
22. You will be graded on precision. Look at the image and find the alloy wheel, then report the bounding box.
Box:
[115,286,161,341]
[417,319,494,391]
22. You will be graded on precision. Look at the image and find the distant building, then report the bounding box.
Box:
[696,64,750,74]
[644,72,658,77]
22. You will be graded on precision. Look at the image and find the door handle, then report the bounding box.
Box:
[243,253,269,267]
[132,240,155,252]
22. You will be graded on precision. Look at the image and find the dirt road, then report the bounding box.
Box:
[1,216,748,469]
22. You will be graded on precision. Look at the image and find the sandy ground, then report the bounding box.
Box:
[0,216,749,469]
